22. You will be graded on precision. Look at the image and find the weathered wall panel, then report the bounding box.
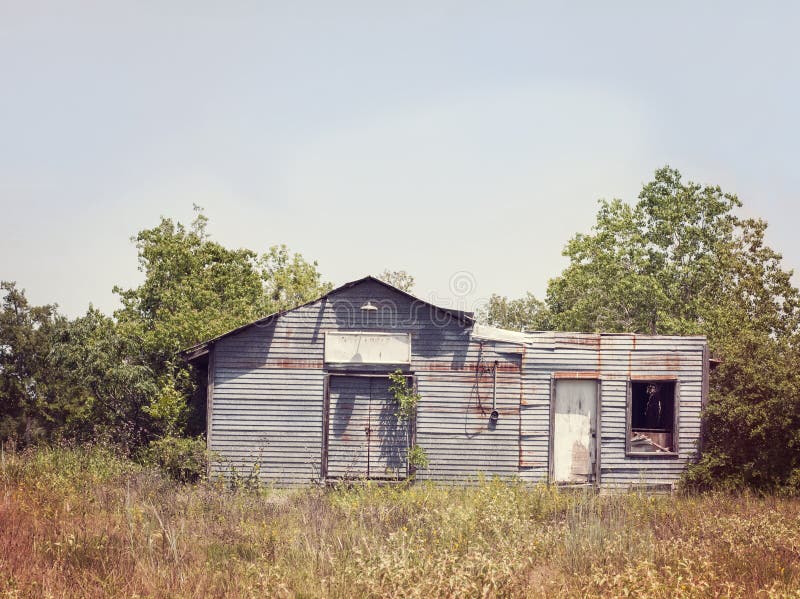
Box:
[521,332,706,489]
[209,279,523,485]
[203,278,706,489]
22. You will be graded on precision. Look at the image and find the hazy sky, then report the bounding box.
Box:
[2,2,799,316]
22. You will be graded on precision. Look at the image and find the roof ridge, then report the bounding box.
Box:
[180,275,474,359]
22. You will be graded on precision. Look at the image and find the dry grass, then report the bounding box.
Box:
[2,447,800,598]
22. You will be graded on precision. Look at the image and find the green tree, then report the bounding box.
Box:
[685,330,800,490]
[546,167,798,339]
[114,207,331,366]
[51,307,158,449]
[0,285,159,449]
[477,293,551,331]
[378,270,415,293]
[0,282,65,444]
[114,208,269,372]
[263,245,334,309]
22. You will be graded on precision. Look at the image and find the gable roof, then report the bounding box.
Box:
[180,275,475,362]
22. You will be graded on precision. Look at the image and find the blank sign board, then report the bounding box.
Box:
[325,332,411,364]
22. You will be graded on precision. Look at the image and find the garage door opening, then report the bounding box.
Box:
[325,375,410,480]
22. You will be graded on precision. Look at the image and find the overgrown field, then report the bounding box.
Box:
[2,447,800,597]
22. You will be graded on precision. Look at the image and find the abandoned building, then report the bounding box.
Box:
[182,276,709,489]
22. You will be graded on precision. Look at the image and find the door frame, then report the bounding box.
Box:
[322,370,416,482]
[548,375,602,487]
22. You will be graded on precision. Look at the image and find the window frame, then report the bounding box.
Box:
[625,378,680,458]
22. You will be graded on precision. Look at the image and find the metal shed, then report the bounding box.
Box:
[182,276,708,490]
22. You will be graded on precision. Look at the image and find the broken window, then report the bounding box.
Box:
[628,380,677,454]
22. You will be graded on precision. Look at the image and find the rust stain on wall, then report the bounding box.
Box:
[635,354,682,370]
[556,333,601,348]
[553,371,600,379]
[469,405,520,416]
[275,359,326,369]
[417,362,521,373]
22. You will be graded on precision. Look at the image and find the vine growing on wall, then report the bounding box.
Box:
[388,370,419,421]
[388,369,428,471]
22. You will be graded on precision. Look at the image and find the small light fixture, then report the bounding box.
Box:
[360,301,378,312]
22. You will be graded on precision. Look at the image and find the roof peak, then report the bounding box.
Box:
[180,275,474,360]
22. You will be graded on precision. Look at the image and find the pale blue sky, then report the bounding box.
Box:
[2,2,799,316]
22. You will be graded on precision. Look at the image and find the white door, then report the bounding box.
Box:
[552,379,597,484]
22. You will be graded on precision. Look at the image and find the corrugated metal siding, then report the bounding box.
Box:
[520,332,706,489]
[210,363,324,484]
[207,279,706,489]
[367,377,409,479]
[326,375,371,478]
[326,375,408,480]
[210,280,522,485]
[415,345,522,483]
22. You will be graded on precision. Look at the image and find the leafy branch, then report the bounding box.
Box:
[388,370,428,471]
[388,370,419,422]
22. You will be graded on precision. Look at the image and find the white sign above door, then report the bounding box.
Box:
[324,332,411,364]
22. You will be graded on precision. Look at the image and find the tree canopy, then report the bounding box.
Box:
[113,207,331,373]
[0,282,67,444]
[545,167,799,341]
[476,293,551,331]
[378,270,415,293]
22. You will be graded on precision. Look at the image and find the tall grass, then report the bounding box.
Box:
[2,446,800,597]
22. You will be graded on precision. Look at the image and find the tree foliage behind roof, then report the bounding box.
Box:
[476,293,551,332]
[546,166,799,339]
[377,269,415,293]
[113,206,332,374]
[484,166,799,345]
